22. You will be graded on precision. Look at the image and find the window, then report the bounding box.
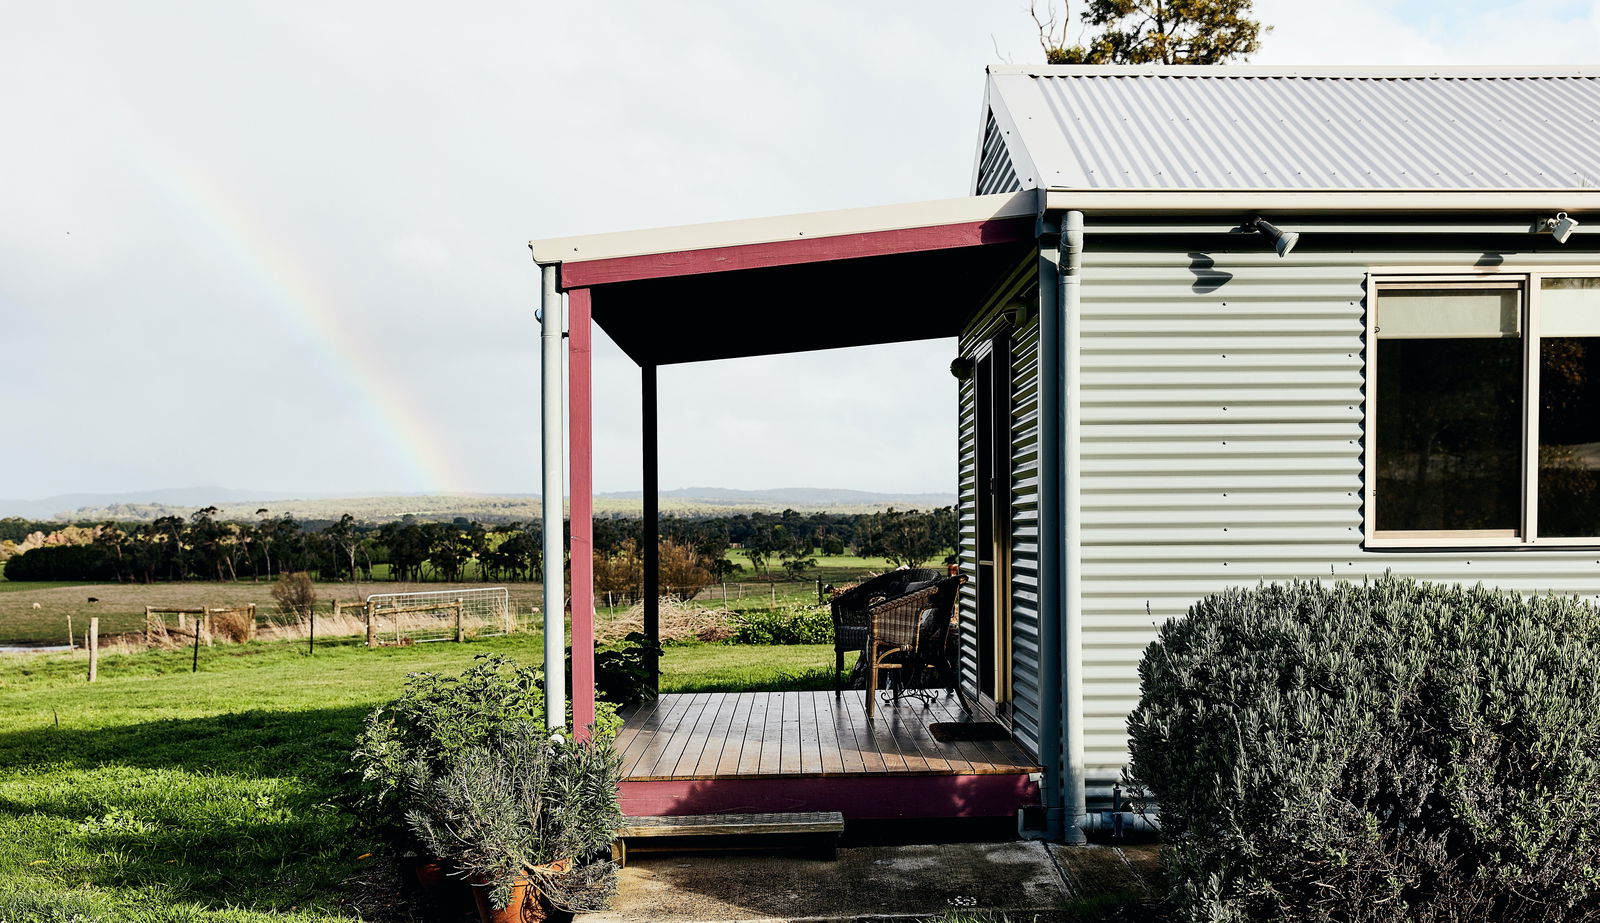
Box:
[1367,271,1600,546]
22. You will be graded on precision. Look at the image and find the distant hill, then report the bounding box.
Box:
[0,487,346,520]
[3,487,957,524]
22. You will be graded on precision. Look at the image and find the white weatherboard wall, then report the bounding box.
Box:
[1078,240,1600,778]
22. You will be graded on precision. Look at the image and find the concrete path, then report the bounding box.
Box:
[578,841,1070,923]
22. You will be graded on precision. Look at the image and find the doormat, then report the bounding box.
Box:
[929,722,1010,742]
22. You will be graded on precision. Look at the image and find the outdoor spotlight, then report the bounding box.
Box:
[950,357,975,381]
[1544,212,1580,244]
[1246,217,1299,258]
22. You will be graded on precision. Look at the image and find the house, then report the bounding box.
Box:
[529,66,1600,843]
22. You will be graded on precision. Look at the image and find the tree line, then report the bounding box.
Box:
[1,506,957,585]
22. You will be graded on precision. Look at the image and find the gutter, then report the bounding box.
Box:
[1040,188,1600,216]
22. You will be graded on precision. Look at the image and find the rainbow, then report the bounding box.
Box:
[144,145,470,493]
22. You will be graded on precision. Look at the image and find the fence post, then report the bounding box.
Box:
[192,617,201,673]
[67,613,75,650]
[203,611,214,647]
[503,602,512,636]
[455,599,465,643]
[88,617,98,683]
[308,603,316,655]
[365,603,376,648]
[248,603,257,641]
[144,605,152,636]
[177,611,187,634]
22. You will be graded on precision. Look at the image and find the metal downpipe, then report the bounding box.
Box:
[539,265,567,731]
[1035,219,1066,842]
[1060,210,1087,844]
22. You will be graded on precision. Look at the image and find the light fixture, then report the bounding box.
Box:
[1543,212,1580,244]
[949,357,975,381]
[1246,216,1299,258]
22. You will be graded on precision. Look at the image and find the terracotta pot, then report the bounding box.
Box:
[469,861,569,923]
[413,857,451,887]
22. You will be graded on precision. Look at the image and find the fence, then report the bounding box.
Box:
[363,587,516,645]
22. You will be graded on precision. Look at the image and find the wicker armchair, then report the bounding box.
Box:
[865,574,968,719]
[827,568,942,694]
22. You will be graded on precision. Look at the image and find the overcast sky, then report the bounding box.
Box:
[4,1,1598,502]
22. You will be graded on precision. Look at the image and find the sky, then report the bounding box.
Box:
[3,1,1598,502]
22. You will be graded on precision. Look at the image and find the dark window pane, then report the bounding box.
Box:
[1375,337,1522,531]
[1539,337,1600,537]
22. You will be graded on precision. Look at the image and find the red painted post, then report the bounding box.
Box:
[568,287,597,740]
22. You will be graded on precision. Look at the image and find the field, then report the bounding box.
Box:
[0,633,834,921]
[0,552,938,645]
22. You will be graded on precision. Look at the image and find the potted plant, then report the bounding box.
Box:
[350,654,621,902]
[401,721,623,922]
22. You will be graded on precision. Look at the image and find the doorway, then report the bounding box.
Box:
[972,327,1013,717]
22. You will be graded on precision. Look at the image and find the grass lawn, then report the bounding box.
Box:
[0,634,833,921]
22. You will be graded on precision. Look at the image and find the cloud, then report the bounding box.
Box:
[2,1,1595,500]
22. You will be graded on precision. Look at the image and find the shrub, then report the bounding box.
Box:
[402,721,622,912]
[732,606,833,645]
[352,654,618,842]
[590,632,662,708]
[1128,576,1600,923]
[270,571,317,618]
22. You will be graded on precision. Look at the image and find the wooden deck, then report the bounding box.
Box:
[615,691,1042,820]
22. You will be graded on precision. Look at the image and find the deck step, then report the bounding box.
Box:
[620,811,845,838]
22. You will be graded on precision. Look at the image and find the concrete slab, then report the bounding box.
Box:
[578,841,1068,923]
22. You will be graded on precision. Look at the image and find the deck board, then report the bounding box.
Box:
[620,690,1040,782]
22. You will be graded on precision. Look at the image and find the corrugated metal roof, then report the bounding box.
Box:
[986,66,1600,192]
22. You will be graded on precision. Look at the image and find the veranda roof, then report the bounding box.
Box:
[529,192,1039,365]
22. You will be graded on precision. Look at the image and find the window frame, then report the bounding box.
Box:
[1365,266,1600,549]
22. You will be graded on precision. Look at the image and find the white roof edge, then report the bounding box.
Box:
[529,190,1040,265]
[1042,189,1600,213]
[986,64,1600,78]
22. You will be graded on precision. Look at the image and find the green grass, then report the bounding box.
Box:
[0,634,833,921]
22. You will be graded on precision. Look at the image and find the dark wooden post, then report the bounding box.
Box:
[642,362,660,692]
[365,602,376,648]
[192,618,201,672]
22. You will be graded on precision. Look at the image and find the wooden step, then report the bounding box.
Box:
[620,811,845,838]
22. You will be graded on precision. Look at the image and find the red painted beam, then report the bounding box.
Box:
[559,217,1034,289]
[619,774,1039,821]
[568,288,596,739]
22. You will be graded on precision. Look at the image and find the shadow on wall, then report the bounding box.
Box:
[1188,252,1233,294]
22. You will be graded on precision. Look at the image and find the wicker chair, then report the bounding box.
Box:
[865,574,968,719]
[827,567,943,694]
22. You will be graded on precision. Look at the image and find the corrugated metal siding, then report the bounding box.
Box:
[1006,74,1600,189]
[976,110,1023,196]
[1078,242,1600,777]
[1007,314,1044,755]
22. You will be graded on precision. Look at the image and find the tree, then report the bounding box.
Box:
[852,508,950,569]
[271,571,318,619]
[1034,0,1264,65]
